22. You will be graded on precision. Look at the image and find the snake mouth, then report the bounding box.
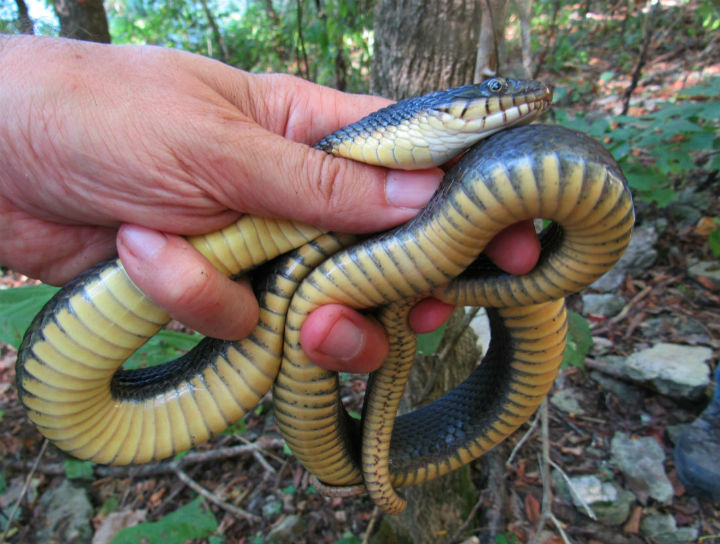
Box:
[432,81,553,136]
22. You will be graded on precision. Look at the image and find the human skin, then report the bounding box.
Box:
[0,34,539,374]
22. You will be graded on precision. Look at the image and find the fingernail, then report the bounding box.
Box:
[386,169,442,209]
[120,225,167,260]
[317,317,364,360]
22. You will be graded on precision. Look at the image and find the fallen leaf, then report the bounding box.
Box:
[525,493,541,523]
[623,505,642,534]
[696,216,718,236]
[92,510,147,544]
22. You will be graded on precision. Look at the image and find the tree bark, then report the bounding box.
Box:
[14,0,34,34]
[474,0,510,79]
[371,0,482,99]
[52,0,111,43]
[370,2,517,540]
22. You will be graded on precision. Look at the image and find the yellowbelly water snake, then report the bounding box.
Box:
[16,77,634,514]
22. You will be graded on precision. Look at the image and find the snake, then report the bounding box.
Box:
[15,77,634,515]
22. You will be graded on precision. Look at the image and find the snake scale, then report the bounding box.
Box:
[16,77,634,514]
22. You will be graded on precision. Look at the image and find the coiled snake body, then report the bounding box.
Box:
[16,78,634,514]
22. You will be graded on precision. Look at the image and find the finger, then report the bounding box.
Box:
[408,298,455,334]
[300,304,389,373]
[484,220,540,274]
[117,224,259,340]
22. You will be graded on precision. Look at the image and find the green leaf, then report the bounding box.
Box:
[111,497,218,544]
[709,230,720,257]
[282,484,296,495]
[0,285,59,349]
[416,323,447,355]
[561,311,592,370]
[63,459,95,481]
[124,330,202,370]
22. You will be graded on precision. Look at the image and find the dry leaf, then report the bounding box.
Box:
[92,510,147,544]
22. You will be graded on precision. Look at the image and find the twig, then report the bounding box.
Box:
[174,466,260,521]
[447,492,485,543]
[550,512,572,544]
[548,459,596,521]
[621,0,660,114]
[362,507,380,544]
[506,409,541,467]
[5,440,285,478]
[606,285,652,326]
[529,401,552,544]
[1,439,48,543]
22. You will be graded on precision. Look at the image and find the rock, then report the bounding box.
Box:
[581,293,626,317]
[589,336,614,356]
[591,225,657,292]
[610,432,673,504]
[589,371,642,401]
[35,480,93,544]
[640,513,699,544]
[641,315,710,344]
[673,377,720,502]
[688,260,720,287]
[550,388,586,415]
[265,514,305,544]
[667,187,709,227]
[554,473,634,525]
[620,343,712,400]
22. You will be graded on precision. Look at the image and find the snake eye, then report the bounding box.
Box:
[487,78,506,93]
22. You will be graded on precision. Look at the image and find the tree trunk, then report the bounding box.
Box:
[474,0,510,79]
[52,0,111,43]
[370,2,508,541]
[371,0,481,98]
[14,0,34,34]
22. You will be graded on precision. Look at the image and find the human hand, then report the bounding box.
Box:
[0,35,539,375]
[0,35,437,331]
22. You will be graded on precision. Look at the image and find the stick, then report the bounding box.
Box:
[174,466,260,521]
[1,439,48,543]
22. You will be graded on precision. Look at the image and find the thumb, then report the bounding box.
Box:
[205,126,444,234]
[117,224,259,340]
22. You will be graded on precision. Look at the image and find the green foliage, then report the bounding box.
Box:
[99,496,120,517]
[125,329,202,370]
[111,496,218,544]
[106,0,372,92]
[0,284,59,349]
[556,77,720,208]
[0,282,201,372]
[416,322,448,355]
[495,532,518,544]
[709,220,720,258]
[63,459,95,480]
[562,310,592,370]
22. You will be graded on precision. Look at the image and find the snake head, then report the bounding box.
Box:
[315,78,553,169]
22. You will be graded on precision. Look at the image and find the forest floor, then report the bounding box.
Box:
[1,7,719,544]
